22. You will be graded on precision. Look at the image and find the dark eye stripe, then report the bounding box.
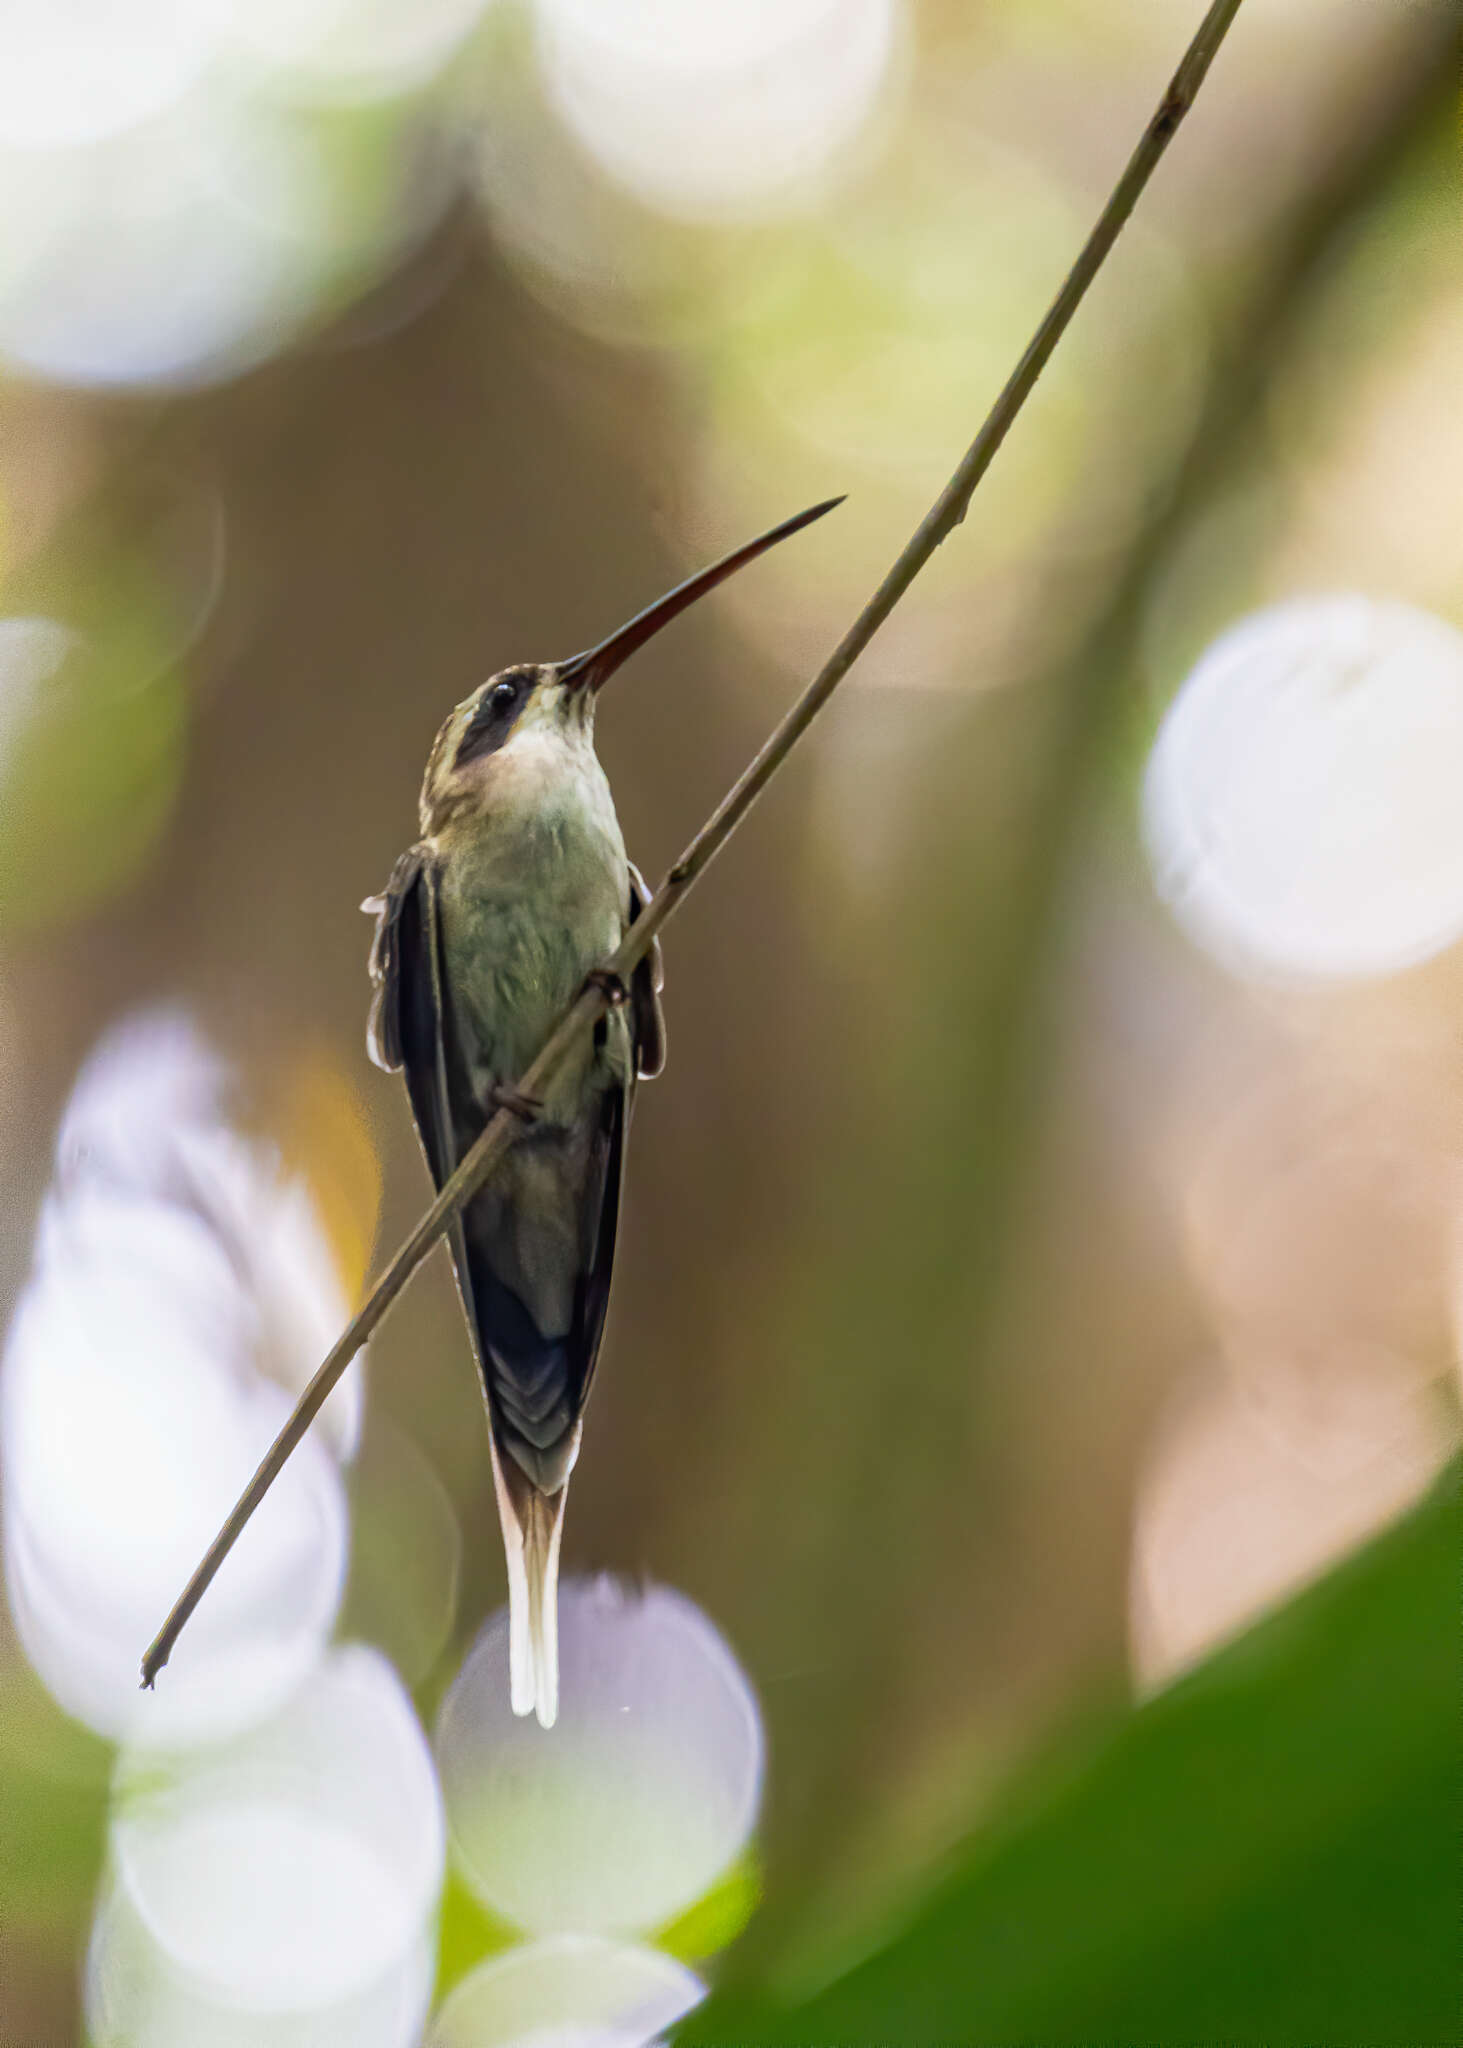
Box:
[454,670,532,768]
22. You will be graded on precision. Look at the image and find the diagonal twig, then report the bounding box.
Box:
[142,0,1247,1688]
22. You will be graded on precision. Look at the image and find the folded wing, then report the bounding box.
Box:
[363,847,665,1725]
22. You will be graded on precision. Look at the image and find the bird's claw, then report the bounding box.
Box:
[490,1083,543,1123]
[584,967,629,1009]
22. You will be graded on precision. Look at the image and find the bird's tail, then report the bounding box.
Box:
[489,1434,572,1728]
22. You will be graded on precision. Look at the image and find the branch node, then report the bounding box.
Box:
[489,1083,544,1123]
[1151,88,1189,141]
[583,967,629,1009]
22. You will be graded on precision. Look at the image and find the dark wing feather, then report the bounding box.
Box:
[476,860,666,1464]
[626,859,666,1079]
[562,1075,626,1422]
[364,848,496,1420]
[555,859,665,1424]
[363,847,455,1186]
[365,846,663,1497]
[363,855,416,1076]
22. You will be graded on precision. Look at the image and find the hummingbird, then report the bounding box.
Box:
[362,498,841,1727]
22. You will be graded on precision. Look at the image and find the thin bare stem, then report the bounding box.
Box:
[142,0,1246,1689]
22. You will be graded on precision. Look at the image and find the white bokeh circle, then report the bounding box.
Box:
[532,0,899,220]
[428,1934,705,2048]
[87,1882,436,2048]
[436,1577,762,1936]
[0,1007,363,1746]
[0,91,330,387]
[0,0,213,149]
[53,1006,364,1455]
[89,1647,443,2045]
[2,1262,348,1748]
[1144,595,1463,980]
[0,71,455,390]
[218,0,496,104]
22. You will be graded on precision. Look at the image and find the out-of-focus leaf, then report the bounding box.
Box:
[682,1461,1461,2045]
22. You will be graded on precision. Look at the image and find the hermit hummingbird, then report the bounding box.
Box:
[362,497,840,1726]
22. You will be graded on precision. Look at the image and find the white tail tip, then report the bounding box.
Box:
[491,1439,570,1730]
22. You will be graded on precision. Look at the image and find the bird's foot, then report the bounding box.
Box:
[489,1082,543,1123]
[583,967,629,1009]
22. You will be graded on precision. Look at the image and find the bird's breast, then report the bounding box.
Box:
[435,758,630,1094]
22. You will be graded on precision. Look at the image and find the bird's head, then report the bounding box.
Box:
[419,662,571,834]
[418,495,842,836]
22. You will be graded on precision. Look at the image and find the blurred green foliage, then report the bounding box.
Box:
[682,1458,1461,2043]
[0,1666,109,1968]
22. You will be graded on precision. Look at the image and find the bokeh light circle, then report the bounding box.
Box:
[0,0,212,149]
[1144,595,1463,980]
[87,1880,436,2048]
[436,1577,763,1936]
[428,1934,705,2048]
[532,0,899,220]
[88,1647,443,2045]
[0,95,323,387]
[0,75,457,390]
[0,1007,360,1745]
[219,0,497,105]
[2,1281,348,1747]
[111,1647,443,2009]
[54,1007,366,1456]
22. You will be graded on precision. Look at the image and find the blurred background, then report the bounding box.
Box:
[0,0,1459,2042]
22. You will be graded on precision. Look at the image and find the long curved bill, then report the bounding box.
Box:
[558,496,844,694]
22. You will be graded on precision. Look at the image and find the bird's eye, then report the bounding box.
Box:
[454,671,529,769]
